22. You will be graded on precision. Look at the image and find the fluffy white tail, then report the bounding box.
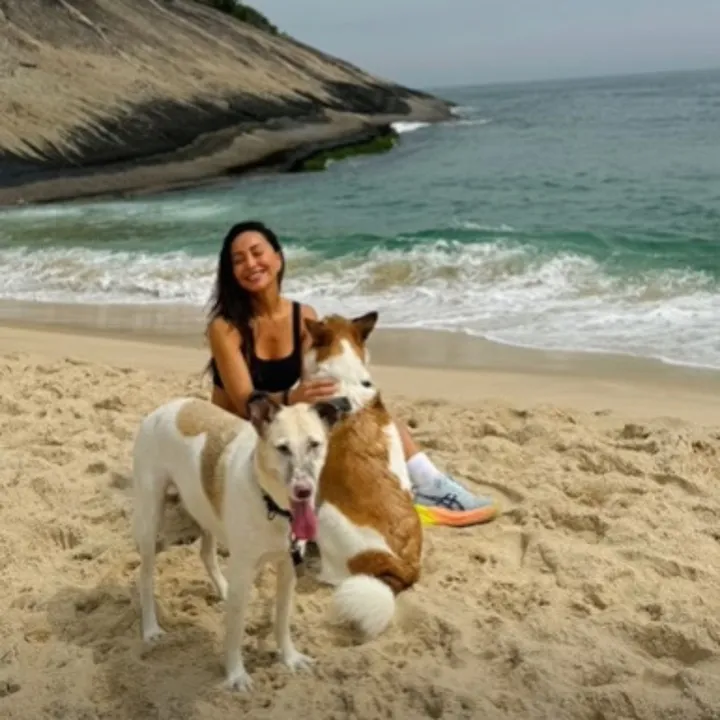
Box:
[333,575,396,639]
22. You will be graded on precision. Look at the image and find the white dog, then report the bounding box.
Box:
[130,390,351,691]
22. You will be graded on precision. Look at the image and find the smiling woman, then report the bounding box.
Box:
[205,220,498,529]
[206,220,338,410]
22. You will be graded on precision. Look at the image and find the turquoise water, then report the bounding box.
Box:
[1,69,719,368]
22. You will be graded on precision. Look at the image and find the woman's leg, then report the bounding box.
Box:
[396,419,422,460]
[395,418,497,522]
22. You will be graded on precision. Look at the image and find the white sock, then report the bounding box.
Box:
[406,452,445,495]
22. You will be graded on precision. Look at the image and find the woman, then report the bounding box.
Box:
[206,220,497,527]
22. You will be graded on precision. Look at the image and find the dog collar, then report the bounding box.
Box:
[260,492,304,568]
[262,492,292,521]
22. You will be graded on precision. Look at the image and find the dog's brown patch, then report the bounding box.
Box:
[317,394,422,591]
[175,400,245,517]
[347,550,418,595]
[306,314,373,363]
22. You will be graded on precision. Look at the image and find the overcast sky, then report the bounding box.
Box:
[251,0,720,88]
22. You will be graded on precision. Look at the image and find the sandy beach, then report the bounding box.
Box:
[3,1,718,716]
[1,314,719,720]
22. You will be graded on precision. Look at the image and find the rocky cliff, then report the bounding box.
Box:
[0,0,452,205]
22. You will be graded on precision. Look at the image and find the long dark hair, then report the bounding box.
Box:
[206,220,285,368]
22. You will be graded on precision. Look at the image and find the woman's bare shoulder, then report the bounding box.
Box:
[300,303,319,321]
[207,316,242,346]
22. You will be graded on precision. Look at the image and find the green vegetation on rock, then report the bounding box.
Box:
[296,133,398,172]
[196,0,279,34]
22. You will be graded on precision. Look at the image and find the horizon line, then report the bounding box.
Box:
[421,64,720,94]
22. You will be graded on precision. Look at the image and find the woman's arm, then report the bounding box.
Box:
[208,308,335,418]
[207,317,287,418]
[300,303,319,353]
[207,317,255,418]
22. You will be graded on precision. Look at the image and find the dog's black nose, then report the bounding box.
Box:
[295,486,312,500]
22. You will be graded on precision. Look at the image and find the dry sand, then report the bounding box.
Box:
[1,324,720,720]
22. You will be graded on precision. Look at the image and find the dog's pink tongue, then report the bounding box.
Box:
[290,500,317,541]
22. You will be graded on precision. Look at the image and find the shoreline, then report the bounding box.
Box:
[2,298,720,424]
[2,296,719,380]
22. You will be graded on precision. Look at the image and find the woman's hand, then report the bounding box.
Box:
[289,377,338,404]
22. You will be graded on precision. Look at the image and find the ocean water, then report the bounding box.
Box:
[1,69,720,369]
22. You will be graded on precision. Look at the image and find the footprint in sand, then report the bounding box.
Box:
[93,396,125,412]
[690,438,717,456]
[651,472,702,496]
[573,448,644,477]
[619,423,650,440]
[560,508,609,539]
[463,463,526,506]
[615,437,661,454]
[479,478,525,505]
[475,527,533,568]
[47,526,84,551]
[618,549,702,582]
[86,461,109,476]
[0,680,21,698]
[619,620,717,667]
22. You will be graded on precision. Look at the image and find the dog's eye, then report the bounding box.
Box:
[275,443,291,456]
[307,439,321,452]
[361,380,373,388]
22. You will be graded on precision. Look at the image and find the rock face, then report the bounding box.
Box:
[0,0,452,204]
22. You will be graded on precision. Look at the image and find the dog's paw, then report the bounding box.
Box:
[142,625,166,643]
[224,669,253,692]
[280,649,314,673]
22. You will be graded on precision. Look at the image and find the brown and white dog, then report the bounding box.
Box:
[130,391,350,691]
[303,312,423,639]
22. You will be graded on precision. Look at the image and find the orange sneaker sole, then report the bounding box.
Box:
[414,502,499,527]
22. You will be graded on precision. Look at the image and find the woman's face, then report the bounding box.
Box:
[230,230,283,294]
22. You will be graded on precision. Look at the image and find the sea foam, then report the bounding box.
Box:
[1,237,718,370]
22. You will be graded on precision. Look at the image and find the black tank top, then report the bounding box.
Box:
[211,301,304,394]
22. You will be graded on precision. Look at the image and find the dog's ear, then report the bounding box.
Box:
[313,396,352,429]
[351,311,378,342]
[246,391,282,435]
[305,318,330,348]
